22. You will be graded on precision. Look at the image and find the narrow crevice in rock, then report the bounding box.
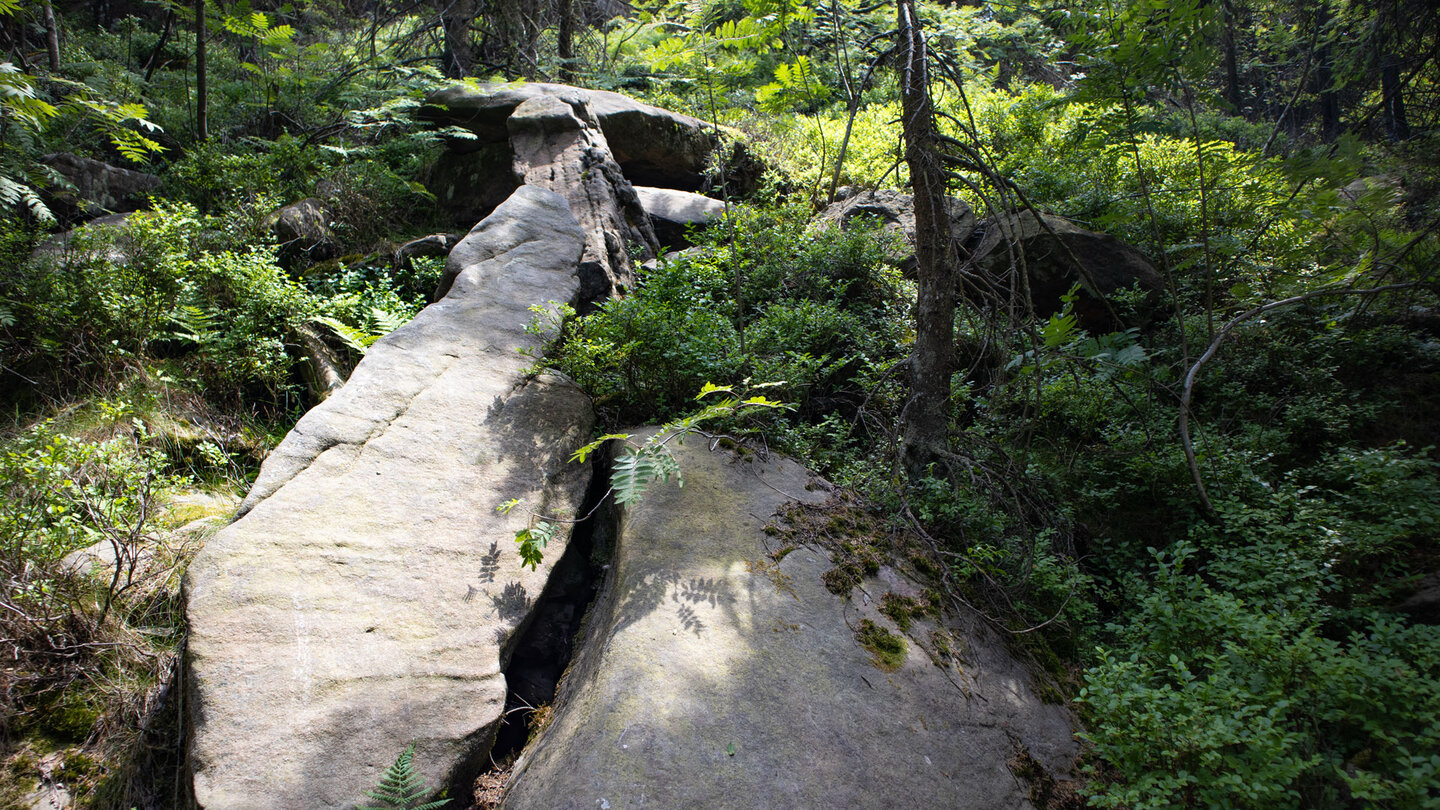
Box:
[490,450,617,765]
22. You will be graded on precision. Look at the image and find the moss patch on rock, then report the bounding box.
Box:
[766,494,893,596]
[856,619,906,672]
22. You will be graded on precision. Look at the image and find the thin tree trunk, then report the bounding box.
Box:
[143,9,174,84]
[1376,8,1411,140]
[1311,4,1339,141]
[1316,42,1340,141]
[196,0,208,141]
[440,0,477,78]
[557,0,575,81]
[897,0,955,476]
[1380,59,1411,139]
[1220,0,1243,112]
[40,0,60,71]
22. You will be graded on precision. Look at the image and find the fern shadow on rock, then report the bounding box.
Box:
[478,542,502,584]
[612,573,738,638]
[491,582,531,622]
[675,577,732,610]
[613,571,677,635]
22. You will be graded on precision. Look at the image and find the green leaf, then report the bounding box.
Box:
[569,434,632,464]
[611,446,681,506]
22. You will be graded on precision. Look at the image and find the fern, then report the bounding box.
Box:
[0,175,55,223]
[359,743,449,810]
[311,315,382,353]
[508,383,789,569]
[167,306,221,347]
[366,306,409,338]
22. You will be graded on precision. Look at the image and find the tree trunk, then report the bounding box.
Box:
[143,9,174,84]
[1220,0,1242,113]
[195,0,207,141]
[40,0,59,72]
[1316,42,1340,141]
[1376,7,1411,140]
[557,0,576,81]
[897,0,955,477]
[440,0,478,78]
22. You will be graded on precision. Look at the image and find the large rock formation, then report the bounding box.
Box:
[508,93,657,300]
[501,435,1077,809]
[39,152,161,224]
[185,187,596,809]
[264,197,340,272]
[187,87,1085,810]
[421,82,765,225]
[818,188,979,277]
[971,209,1164,330]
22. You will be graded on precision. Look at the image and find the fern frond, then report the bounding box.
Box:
[0,175,55,223]
[312,315,378,352]
[359,743,449,810]
[366,306,409,337]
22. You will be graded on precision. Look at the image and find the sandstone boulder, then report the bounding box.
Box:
[186,186,597,809]
[426,143,519,228]
[265,197,339,272]
[818,188,978,277]
[394,232,463,275]
[507,94,657,301]
[972,209,1164,330]
[30,213,136,265]
[1399,570,1440,624]
[635,186,729,249]
[421,82,766,222]
[502,435,1077,809]
[39,152,160,224]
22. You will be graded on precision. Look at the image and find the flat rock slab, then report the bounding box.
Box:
[634,186,729,249]
[185,186,596,809]
[502,436,1077,809]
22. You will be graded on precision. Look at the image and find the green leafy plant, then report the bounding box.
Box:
[359,742,449,810]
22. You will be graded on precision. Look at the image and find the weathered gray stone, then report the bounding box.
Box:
[265,197,339,272]
[186,186,597,810]
[508,94,657,301]
[972,209,1164,330]
[1341,174,1402,204]
[635,186,729,249]
[422,82,767,198]
[39,152,160,223]
[394,232,464,276]
[426,143,519,228]
[1399,570,1440,624]
[502,435,1077,810]
[30,213,136,265]
[817,188,978,277]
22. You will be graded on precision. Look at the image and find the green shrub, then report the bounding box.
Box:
[1081,544,1440,809]
[554,204,909,430]
[0,420,178,725]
